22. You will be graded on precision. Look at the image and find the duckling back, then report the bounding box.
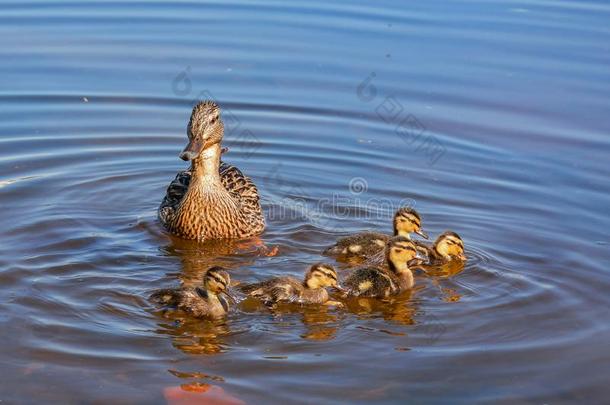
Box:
[240,276,329,306]
[240,277,302,305]
[150,287,228,319]
[323,232,389,261]
[343,267,399,298]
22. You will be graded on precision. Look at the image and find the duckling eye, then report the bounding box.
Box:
[399,218,406,223]
[210,116,218,125]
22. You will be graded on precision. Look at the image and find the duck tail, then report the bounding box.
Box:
[322,245,341,256]
[150,289,178,306]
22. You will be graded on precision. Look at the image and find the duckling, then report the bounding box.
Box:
[343,236,419,298]
[159,101,265,241]
[323,207,427,261]
[419,231,466,264]
[150,266,233,319]
[240,263,342,306]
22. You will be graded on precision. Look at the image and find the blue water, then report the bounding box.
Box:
[1,0,609,403]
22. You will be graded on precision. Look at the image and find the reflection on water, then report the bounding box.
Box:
[161,236,268,279]
[299,309,339,341]
[420,260,466,302]
[242,300,342,342]
[154,316,232,356]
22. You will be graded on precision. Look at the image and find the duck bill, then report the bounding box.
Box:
[221,289,237,304]
[179,138,204,161]
[408,258,426,267]
[415,229,429,239]
[457,253,467,261]
[332,284,346,293]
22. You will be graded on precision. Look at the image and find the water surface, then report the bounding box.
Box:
[1,0,610,403]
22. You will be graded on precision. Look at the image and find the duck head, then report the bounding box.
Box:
[433,231,466,261]
[393,207,428,239]
[387,236,418,272]
[203,266,234,300]
[304,263,341,290]
[180,101,224,161]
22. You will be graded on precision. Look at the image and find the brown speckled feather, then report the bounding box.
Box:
[343,267,399,298]
[323,232,389,260]
[240,276,329,305]
[150,287,229,319]
[158,162,265,240]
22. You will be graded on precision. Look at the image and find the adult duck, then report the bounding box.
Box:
[159,101,265,240]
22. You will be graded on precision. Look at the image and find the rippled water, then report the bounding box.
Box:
[1,0,610,403]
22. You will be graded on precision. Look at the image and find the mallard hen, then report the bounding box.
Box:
[159,101,265,240]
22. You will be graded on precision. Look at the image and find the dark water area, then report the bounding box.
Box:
[1,0,610,403]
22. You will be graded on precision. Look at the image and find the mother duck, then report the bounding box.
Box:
[159,101,265,240]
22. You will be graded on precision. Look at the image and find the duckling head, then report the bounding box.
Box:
[433,231,466,261]
[180,101,224,161]
[304,263,340,290]
[203,266,231,295]
[386,236,418,272]
[393,207,428,239]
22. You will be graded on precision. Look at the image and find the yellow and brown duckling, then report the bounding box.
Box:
[150,266,233,319]
[159,101,265,241]
[323,207,427,262]
[343,236,420,298]
[240,263,343,307]
[419,231,466,264]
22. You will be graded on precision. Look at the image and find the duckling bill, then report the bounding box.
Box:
[240,263,343,307]
[150,266,233,319]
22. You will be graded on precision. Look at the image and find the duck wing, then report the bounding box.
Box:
[158,170,191,226]
[267,283,303,304]
[344,267,397,298]
[150,287,184,307]
[241,277,302,305]
[219,162,264,225]
[239,277,282,295]
[363,248,387,267]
